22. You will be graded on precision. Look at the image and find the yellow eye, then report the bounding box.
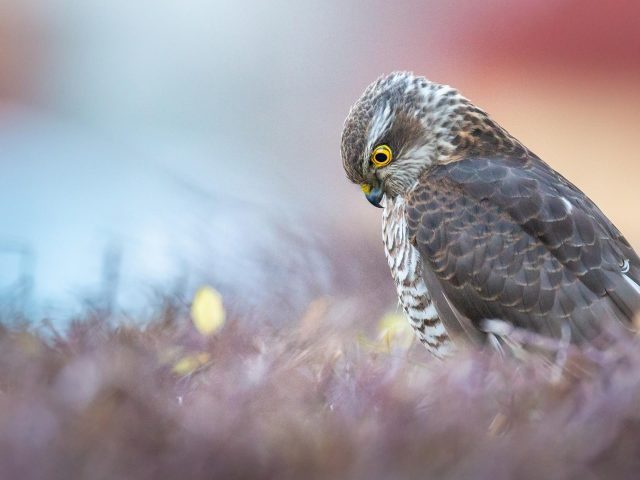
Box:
[371,144,393,167]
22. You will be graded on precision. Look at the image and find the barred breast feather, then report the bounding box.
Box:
[382,194,454,356]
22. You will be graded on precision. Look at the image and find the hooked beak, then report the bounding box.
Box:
[361,184,384,208]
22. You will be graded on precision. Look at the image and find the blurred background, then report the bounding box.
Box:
[0,0,638,325]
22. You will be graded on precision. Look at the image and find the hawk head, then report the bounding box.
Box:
[341,72,521,207]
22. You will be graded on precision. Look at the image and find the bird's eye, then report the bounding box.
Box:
[371,145,393,167]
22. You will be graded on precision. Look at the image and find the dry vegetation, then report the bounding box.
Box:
[1,296,640,480]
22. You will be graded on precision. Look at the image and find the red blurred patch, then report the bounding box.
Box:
[456,1,640,71]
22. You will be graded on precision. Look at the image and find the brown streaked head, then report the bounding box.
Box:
[340,72,432,200]
[340,72,523,207]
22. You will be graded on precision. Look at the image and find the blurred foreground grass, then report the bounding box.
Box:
[1,290,640,480]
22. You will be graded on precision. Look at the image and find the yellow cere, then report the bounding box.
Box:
[361,183,372,195]
[371,144,393,167]
[191,285,226,336]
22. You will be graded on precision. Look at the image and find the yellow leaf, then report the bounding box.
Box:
[191,286,225,336]
[356,312,415,353]
[172,352,211,375]
[377,312,414,351]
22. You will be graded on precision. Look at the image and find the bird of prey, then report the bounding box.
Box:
[341,72,640,357]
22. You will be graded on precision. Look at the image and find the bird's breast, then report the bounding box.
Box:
[382,196,453,356]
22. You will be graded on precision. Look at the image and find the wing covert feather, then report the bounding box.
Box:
[406,155,640,342]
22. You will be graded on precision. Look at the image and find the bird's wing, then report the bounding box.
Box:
[406,154,640,343]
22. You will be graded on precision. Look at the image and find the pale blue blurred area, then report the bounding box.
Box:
[0,103,339,321]
[2,0,444,320]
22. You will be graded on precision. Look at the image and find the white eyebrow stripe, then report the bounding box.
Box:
[367,101,394,152]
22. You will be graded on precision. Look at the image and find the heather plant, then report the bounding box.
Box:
[0,291,639,480]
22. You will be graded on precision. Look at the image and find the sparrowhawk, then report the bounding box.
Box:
[341,72,640,357]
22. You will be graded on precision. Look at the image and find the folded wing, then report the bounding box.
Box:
[406,154,640,343]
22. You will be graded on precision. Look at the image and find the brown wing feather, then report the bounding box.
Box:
[406,154,640,343]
